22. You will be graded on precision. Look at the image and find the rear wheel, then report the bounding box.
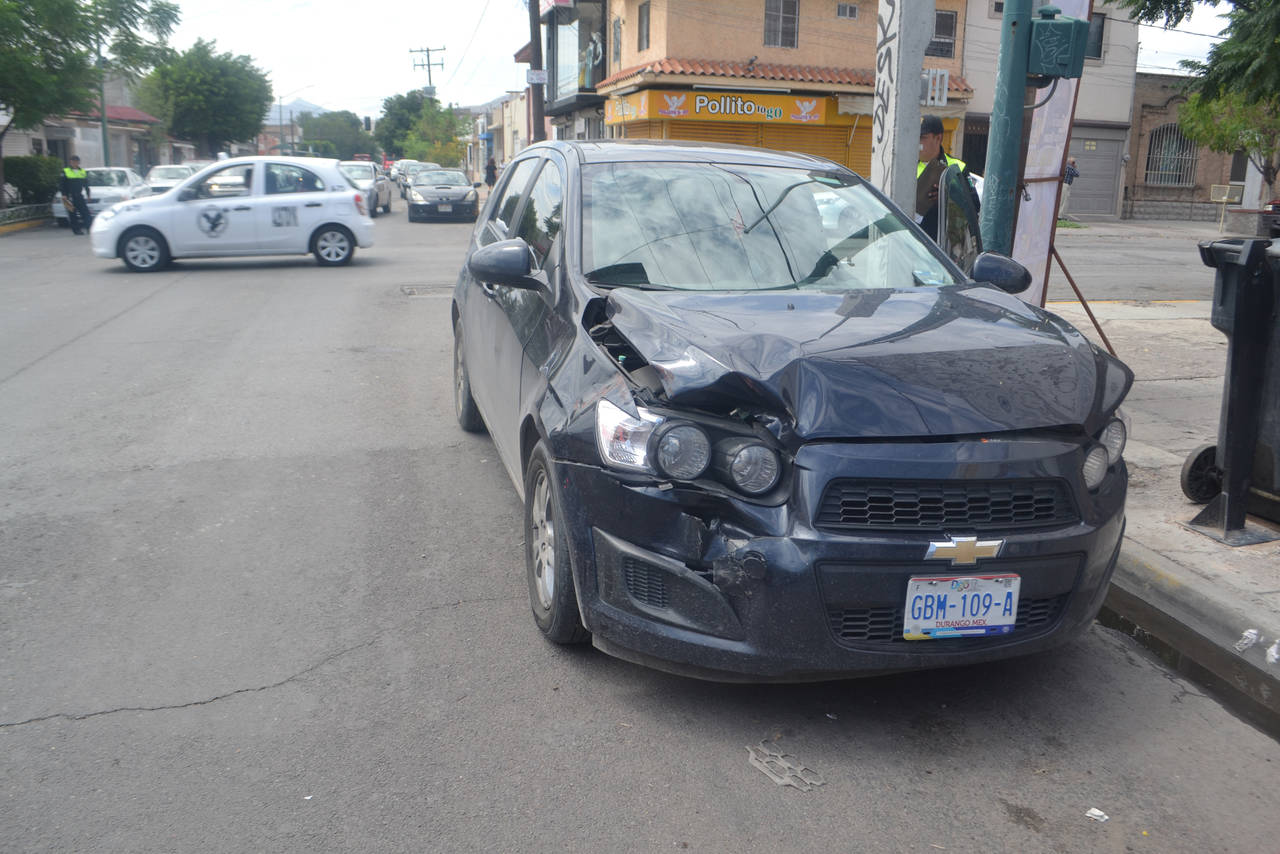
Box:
[453,325,485,433]
[119,227,170,272]
[525,442,589,644]
[312,225,354,266]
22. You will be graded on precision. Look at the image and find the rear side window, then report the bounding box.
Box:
[265,164,325,195]
[513,164,563,269]
[482,159,540,245]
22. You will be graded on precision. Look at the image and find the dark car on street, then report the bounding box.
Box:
[451,140,1133,681]
[407,169,482,222]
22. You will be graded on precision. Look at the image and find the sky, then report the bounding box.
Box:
[163,0,1230,119]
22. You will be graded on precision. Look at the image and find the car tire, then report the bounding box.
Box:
[524,441,589,645]
[55,217,69,229]
[453,325,486,434]
[369,198,378,219]
[382,198,391,215]
[118,226,170,273]
[312,225,355,266]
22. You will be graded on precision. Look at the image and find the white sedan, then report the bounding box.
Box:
[51,167,151,226]
[90,156,375,272]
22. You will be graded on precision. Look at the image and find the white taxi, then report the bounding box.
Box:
[90,156,375,272]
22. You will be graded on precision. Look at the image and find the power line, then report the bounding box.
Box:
[446,0,496,87]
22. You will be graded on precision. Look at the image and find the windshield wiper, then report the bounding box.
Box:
[584,262,672,290]
[743,178,821,234]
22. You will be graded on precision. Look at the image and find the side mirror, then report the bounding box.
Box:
[473,182,483,188]
[468,238,542,290]
[178,187,198,202]
[971,252,1032,294]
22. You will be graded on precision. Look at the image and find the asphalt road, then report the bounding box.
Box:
[2,211,1277,853]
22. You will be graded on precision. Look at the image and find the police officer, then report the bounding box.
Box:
[59,155,92,235]
[917,115,979,240]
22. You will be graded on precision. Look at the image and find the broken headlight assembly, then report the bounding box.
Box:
[595,399,783,496]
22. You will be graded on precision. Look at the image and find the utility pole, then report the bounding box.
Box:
[527,0,546,142]
[409,47,446,94]
[97,46,110,167]
[979,0,1034,256]
[869,0,932,214]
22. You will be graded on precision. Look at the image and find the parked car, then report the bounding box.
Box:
[51,167,151,227]
[89,156,373,272]
[144,164,197,194]
[452,140,1133,681]
[406,169,481,221]
[397,161,440,198]
[1263,197,1280,238]
[339,160,393,216]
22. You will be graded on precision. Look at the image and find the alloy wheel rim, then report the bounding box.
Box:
[317,231,350,261]
[125,236,159,268]
[531,469,556,610]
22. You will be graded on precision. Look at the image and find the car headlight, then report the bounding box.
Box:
[717,439,781,495]
[652,422,711,480]
[1099,417,1126,465]
[1082,445,1109,491]
[596,399,661,472]
[410,189,424,202]
[96,207,117,222]
[465,190,478,202]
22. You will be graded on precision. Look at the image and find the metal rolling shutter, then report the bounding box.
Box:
[761,125,850,169]
[622,121,663,139]
[665,121,762,148]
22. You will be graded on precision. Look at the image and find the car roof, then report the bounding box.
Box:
[525,139,846,171]
[195,155,342,169]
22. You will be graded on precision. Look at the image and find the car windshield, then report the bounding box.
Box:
[414,171,467,186]
[147,166,190,181]
[88,170,130,187]
[581,162,960,291]
[339,164,375,182]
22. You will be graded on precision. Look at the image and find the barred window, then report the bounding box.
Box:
[1230,149,1248,183]
[765,0,799,48]
[638,2,650,51]
[1144,123,1198,186]
[612,17,621,65]
[926,11,957,58]
[1086,14,1105,59]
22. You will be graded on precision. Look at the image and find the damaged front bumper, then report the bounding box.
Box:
[554,436,1127,681]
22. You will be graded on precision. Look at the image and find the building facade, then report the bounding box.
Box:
[568,0,972,170]
[961,0,1139,218]
[1123,72,1258,221]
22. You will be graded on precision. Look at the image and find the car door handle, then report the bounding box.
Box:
[305,202,323,208]
[234,205,251,211]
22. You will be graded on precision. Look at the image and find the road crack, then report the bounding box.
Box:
[0,594,522,730]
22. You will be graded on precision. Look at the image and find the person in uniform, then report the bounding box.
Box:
[59,155,92,235]
[917,115,980,241]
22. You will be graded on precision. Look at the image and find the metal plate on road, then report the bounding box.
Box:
[904,574,1020,640]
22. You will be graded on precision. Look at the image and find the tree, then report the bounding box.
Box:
[298,111,376,160]
[0,0,178,204]
[1179,91,1280,202]
[1116,0,1280,104]
[375,90,427,157]
[140,40,272,156]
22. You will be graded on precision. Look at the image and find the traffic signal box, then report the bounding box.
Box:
[1027,6,1090,79]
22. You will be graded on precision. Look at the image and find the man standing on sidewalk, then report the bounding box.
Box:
[1059,157,1079,220]
[59,156,92,235]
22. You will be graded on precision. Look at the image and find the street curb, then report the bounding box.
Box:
[1100,538,1280,734]
[0,218,50,236]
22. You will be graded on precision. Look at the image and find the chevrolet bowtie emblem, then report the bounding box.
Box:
[925,536,1005,565]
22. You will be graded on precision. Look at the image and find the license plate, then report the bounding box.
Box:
[437,203,452,212]
[903,574,1020,640]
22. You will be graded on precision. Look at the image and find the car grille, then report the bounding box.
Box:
[623,557,669,609]
[814,479,1077,534]
[828,595,1067,646]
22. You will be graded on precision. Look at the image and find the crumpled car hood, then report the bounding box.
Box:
[603,287,1132,440]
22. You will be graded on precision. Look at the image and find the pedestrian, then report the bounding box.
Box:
[916,115,979,242]
[1059,157,1080,220]
[59,155,92,235]
[484,157,497,195]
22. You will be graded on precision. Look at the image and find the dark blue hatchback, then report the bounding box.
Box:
[451,140,1131,681]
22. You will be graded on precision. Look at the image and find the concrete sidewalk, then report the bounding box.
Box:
[1045,219,1280,732]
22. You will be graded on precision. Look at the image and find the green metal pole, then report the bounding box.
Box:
[979,0,1034,256]
[98,51,110,167]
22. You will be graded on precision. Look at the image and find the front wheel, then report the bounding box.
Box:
[381,195,391,215]
[119,227,170,272]
[453,326,485,433]
[525,442,589,645]
[312,225,354,266]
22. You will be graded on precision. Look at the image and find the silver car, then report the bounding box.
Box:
[144,164,197,194]
[51,167,151,227]
[339,161,393,217]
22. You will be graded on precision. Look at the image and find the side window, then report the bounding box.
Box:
[265,164,325,195]
[480,158,540,246]
[513,163,564,269]
[193,164,254,199]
